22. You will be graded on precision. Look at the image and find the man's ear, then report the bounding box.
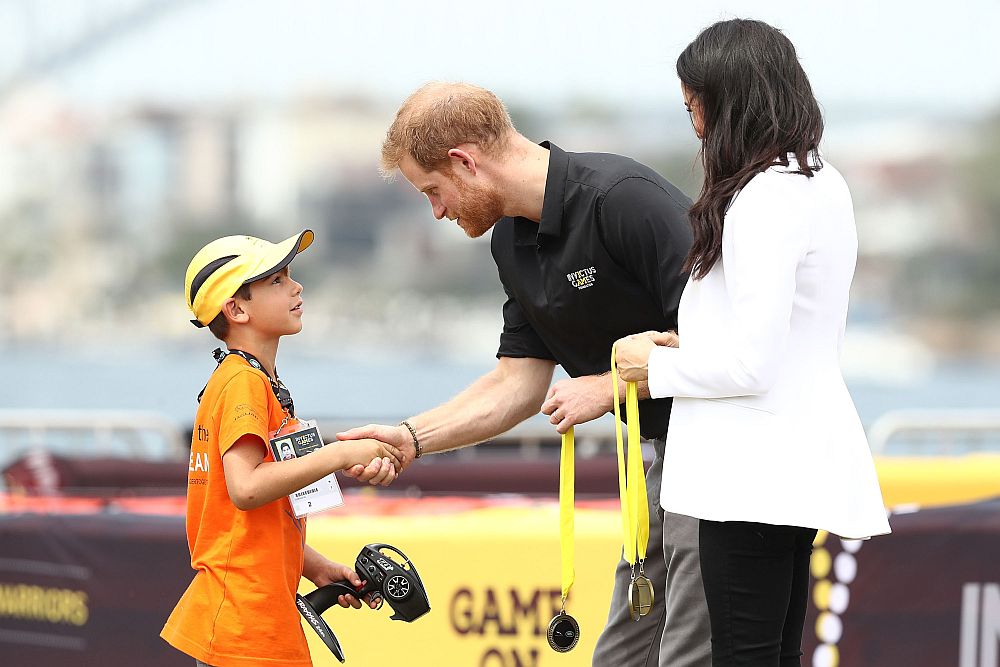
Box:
[447,148,477,176]
[221,298,249,324]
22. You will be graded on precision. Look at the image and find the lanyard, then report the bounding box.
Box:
[198,347,296,419]
[611,343,649,571]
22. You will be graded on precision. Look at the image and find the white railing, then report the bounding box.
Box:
[6,408,997,471]
[867,409,1000,456]
[0,408,186,471]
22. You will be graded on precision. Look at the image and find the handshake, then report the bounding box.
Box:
[333,423,416,488]
[330,329,680,487]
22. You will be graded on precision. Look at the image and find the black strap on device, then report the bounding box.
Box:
[197,347,295,417]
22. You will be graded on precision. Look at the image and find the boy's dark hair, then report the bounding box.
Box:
[207,283,253,341]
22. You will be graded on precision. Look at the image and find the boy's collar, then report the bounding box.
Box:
[199,348,295,417]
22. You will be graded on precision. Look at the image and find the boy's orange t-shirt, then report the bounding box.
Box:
[161,355,311,667]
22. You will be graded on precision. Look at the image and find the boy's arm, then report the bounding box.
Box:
[302,545,378,610]
[222,436,399,511]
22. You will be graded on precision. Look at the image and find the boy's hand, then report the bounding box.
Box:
[352,455,397,486]
[305,557,379,610]
[339,439,401,486]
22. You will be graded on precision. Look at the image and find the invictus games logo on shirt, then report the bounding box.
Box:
[566,266,597,290]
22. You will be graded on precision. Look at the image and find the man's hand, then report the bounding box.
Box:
[541,374,614,434]
[304,555,379,610]
[614,330,679,383]
[337,424,415,484]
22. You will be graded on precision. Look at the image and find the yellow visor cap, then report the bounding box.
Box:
[185,230,314,327]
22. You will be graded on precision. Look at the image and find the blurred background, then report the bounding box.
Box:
[0,0,999,426]
[2,2,1000,665]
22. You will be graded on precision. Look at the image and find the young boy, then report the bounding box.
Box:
[161,230,400,667]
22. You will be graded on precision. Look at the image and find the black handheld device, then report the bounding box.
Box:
[296,543,430,663]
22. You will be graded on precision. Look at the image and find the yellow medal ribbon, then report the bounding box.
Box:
[611,344,650,569]
[558,426,575,606]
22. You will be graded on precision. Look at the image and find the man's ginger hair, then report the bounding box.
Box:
[380,82,515,177]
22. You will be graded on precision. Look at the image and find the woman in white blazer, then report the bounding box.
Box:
[614,19,890,667]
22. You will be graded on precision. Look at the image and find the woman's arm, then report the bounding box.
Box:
[622,176,810,399]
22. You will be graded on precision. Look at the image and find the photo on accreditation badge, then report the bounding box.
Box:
[272,437,297,461]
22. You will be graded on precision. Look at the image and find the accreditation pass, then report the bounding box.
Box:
[268,419,344,518]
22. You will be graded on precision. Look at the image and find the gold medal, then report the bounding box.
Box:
[612,346,654,623]
[628,574,655,621]
[547,611,581,653]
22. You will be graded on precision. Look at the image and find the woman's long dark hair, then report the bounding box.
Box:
[678,19,824,279]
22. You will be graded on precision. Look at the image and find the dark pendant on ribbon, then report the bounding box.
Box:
[547,611,580,652]
[628,574,655,621]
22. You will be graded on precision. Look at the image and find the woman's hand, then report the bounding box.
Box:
[614,331,678,383]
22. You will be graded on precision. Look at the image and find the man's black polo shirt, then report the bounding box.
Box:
[491,142,692,439]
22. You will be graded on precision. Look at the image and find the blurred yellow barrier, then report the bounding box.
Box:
[303,502,621,667]
[302,455,1000,665]
[875,454,1000,508]
[4,454,999,664]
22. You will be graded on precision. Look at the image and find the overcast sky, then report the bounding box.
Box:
[4,0,1000,116]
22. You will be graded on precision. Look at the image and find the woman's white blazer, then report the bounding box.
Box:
[648,157,891,539]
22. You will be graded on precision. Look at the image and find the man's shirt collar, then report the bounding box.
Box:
[538,141,568,240]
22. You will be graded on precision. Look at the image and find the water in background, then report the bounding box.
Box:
[4,342,999,431]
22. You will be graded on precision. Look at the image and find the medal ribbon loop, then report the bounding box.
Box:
[611,344,650,568]
[558,426,575,605]
[551,427,582,653]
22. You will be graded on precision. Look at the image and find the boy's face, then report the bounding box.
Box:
[239,267,304,336]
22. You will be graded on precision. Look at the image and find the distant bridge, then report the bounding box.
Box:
[0,0,202,96]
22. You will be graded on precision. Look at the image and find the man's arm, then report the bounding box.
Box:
[337,356,556,472]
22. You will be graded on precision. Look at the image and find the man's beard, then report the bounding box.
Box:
[451,177,505,239]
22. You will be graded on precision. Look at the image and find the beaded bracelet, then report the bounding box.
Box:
[399,420,422,458]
